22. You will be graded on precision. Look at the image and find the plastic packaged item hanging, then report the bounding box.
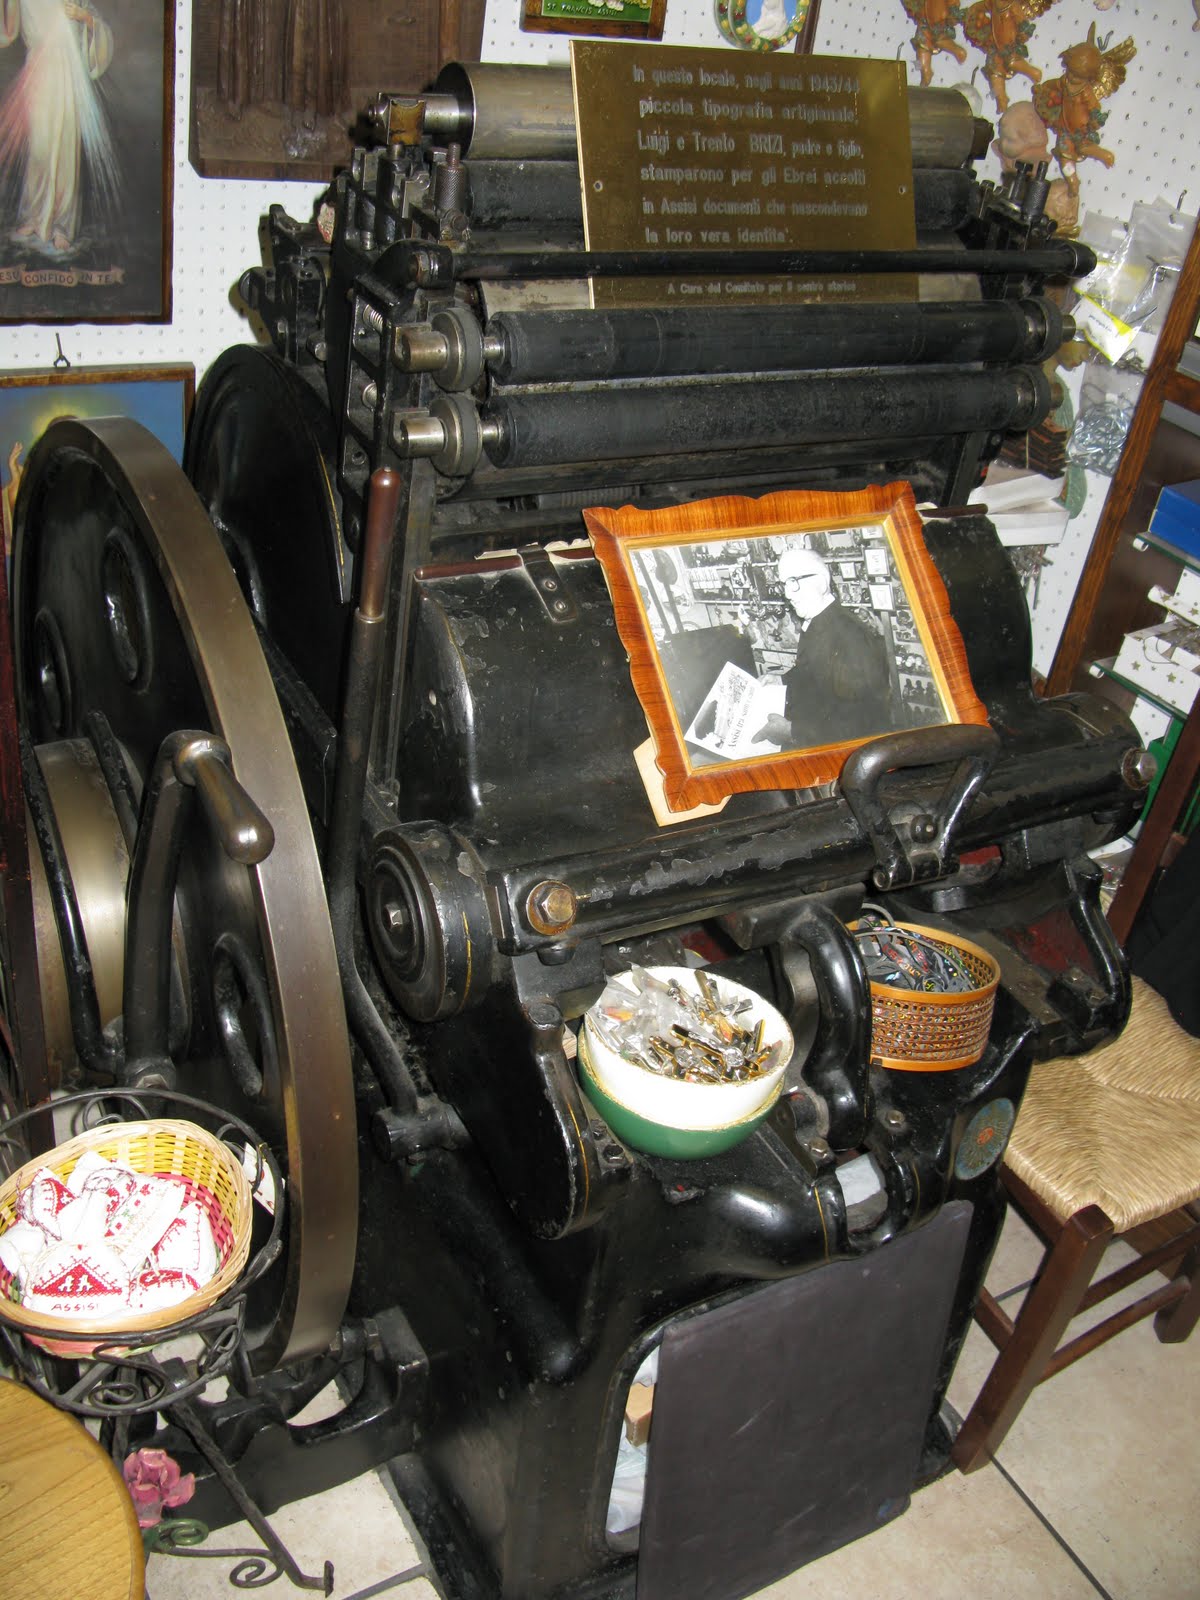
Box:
[1071,199,1196,363]
[1069,364,1143,476]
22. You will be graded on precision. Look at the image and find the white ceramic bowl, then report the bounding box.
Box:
[581,966,794,1136]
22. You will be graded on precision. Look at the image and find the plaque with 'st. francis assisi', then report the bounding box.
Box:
[570,41,916,308]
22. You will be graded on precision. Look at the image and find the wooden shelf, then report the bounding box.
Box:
[1163,367,1200,414]
[1048,222,1200,698]
[1046,219,1200,941]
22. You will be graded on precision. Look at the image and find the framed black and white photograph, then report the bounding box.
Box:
[585,484,989,813]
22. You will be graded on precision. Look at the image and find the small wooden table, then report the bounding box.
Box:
[0,1377,144,1600]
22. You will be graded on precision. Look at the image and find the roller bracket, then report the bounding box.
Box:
[393,395,496,476]
[392,307,486,391]
[374,239,456,291]
[519,545,578,625]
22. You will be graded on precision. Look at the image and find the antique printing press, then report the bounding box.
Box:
[1,56,1148,1600]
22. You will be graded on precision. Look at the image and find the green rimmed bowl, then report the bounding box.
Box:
[577,967,793,1159]
[578,1033,783,1159]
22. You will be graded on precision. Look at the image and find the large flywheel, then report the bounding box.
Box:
[9,416,356,1369]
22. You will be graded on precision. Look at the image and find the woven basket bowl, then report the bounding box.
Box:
[863,923,1001,1073]
[0,1118,253,1354]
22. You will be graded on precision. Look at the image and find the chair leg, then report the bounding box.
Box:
[953,1204,1113,1473]
[1155,1241,1200,1344]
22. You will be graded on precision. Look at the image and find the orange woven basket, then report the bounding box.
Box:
[0,1118,252,1355]
[861,923,1001,1073]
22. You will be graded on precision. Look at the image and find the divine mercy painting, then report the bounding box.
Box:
[0,0,172,322]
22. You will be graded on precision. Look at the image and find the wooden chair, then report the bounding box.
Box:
[953,976,1200,1472]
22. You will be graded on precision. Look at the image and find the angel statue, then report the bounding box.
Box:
[964,0,1059,113]
[993,101,1079,235]
[1033,24,1137,195]
[901,0,968,88]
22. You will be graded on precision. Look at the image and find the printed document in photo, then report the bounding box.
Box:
[684,662,786,761]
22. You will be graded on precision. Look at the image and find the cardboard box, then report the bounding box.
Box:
[1149,566,1200,626]
[1112,619,1200,716]
[1149,480,1200,563]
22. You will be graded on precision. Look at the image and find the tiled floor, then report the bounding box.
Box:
[144,1206,1200,1600]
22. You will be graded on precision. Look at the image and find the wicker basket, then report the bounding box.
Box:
[862,923,1001,1073]
[0,1118,253,1354]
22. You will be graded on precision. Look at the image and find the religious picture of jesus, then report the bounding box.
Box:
[0,0,172,322]
[0,0,118,252]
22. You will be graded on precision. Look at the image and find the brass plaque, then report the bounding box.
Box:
[570,42,916,307]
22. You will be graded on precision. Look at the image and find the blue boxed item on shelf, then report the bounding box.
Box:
[1150,480,1200,562]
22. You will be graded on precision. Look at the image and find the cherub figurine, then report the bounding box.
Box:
[964,0,1059,113]
[994,101,1079,235]
[901,0,967,88]
[1033,25,1137,194]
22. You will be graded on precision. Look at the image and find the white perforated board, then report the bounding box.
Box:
[2,0,1196,669]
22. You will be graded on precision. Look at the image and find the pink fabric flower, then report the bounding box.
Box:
[122,1447,196,1528]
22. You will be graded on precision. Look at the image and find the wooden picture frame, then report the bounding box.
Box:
[1,364,193,561]
[584,484,988,813]
[0,0,174,324]
[522,0,666,41]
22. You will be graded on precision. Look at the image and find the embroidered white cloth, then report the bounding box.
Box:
[0,1150,219,1321]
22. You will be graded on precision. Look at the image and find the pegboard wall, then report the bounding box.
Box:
[850,0,1200,678]
[3,0,1197,668]
[483,0,1199,226]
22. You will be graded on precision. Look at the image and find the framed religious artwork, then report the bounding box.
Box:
[1,363,193,560]
[0,0,175,324]
[521,0,667,41]
[584,483,988,813]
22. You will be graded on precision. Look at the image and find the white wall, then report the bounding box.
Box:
[3,0,1197,667]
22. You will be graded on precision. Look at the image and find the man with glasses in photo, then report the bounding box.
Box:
[752,545,896,751]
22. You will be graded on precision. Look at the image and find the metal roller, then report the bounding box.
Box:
[482,365,1051,469]
[424,65,986,169]
[485,298,1065,385]
[905,85,991,168]
[462,159,978,235]
[431,63,578,160]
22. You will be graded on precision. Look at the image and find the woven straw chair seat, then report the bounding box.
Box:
[1005,977,1200,1233]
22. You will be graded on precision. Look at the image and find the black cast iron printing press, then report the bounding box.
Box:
[0,55,1150,1600]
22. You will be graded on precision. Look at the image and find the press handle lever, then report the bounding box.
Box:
[123,731,274,1086]
[840,723,1000,892]
[175,736,274,865]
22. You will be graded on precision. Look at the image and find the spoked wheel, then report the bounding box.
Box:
[9,417,356,1368]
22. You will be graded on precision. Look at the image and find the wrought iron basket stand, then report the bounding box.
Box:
[0,1087,333,1594]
